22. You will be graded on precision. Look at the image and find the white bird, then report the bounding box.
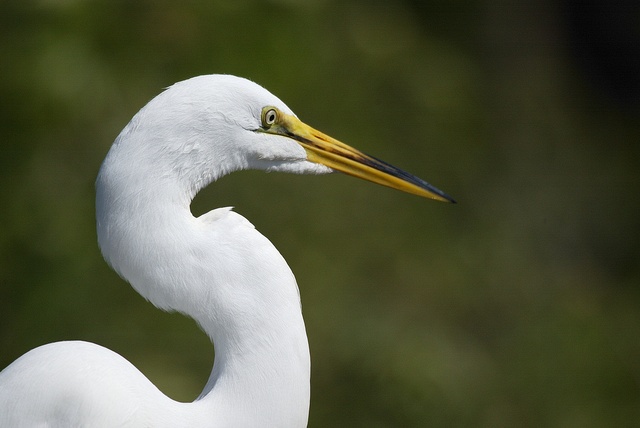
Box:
[0,75,453,427]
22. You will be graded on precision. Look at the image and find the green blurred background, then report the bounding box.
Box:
[1,0,639,426]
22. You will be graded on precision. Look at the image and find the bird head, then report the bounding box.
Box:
[103,74,454,203]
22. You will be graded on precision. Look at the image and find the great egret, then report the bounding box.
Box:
[0,75,454,427]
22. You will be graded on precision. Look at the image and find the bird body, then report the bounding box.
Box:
[0,341,192,426]
[0,75,453,427]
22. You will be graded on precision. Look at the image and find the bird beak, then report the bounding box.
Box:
[265,109,455,203]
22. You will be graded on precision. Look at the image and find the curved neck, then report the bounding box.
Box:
[96,156,310,426]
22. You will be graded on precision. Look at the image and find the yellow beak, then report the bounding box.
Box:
[261,108,455,203]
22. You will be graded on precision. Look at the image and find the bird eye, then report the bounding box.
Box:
[262,107,278,128]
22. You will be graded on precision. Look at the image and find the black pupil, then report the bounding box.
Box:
[268,112,275,123]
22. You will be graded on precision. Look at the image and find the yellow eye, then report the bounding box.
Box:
[262,107,278,128]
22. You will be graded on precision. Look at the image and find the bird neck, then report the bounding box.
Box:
[191,208,311,425]
[96,161,310,426]
[196,274,310,426]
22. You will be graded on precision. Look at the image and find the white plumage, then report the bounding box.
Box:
[0,75,453,427]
